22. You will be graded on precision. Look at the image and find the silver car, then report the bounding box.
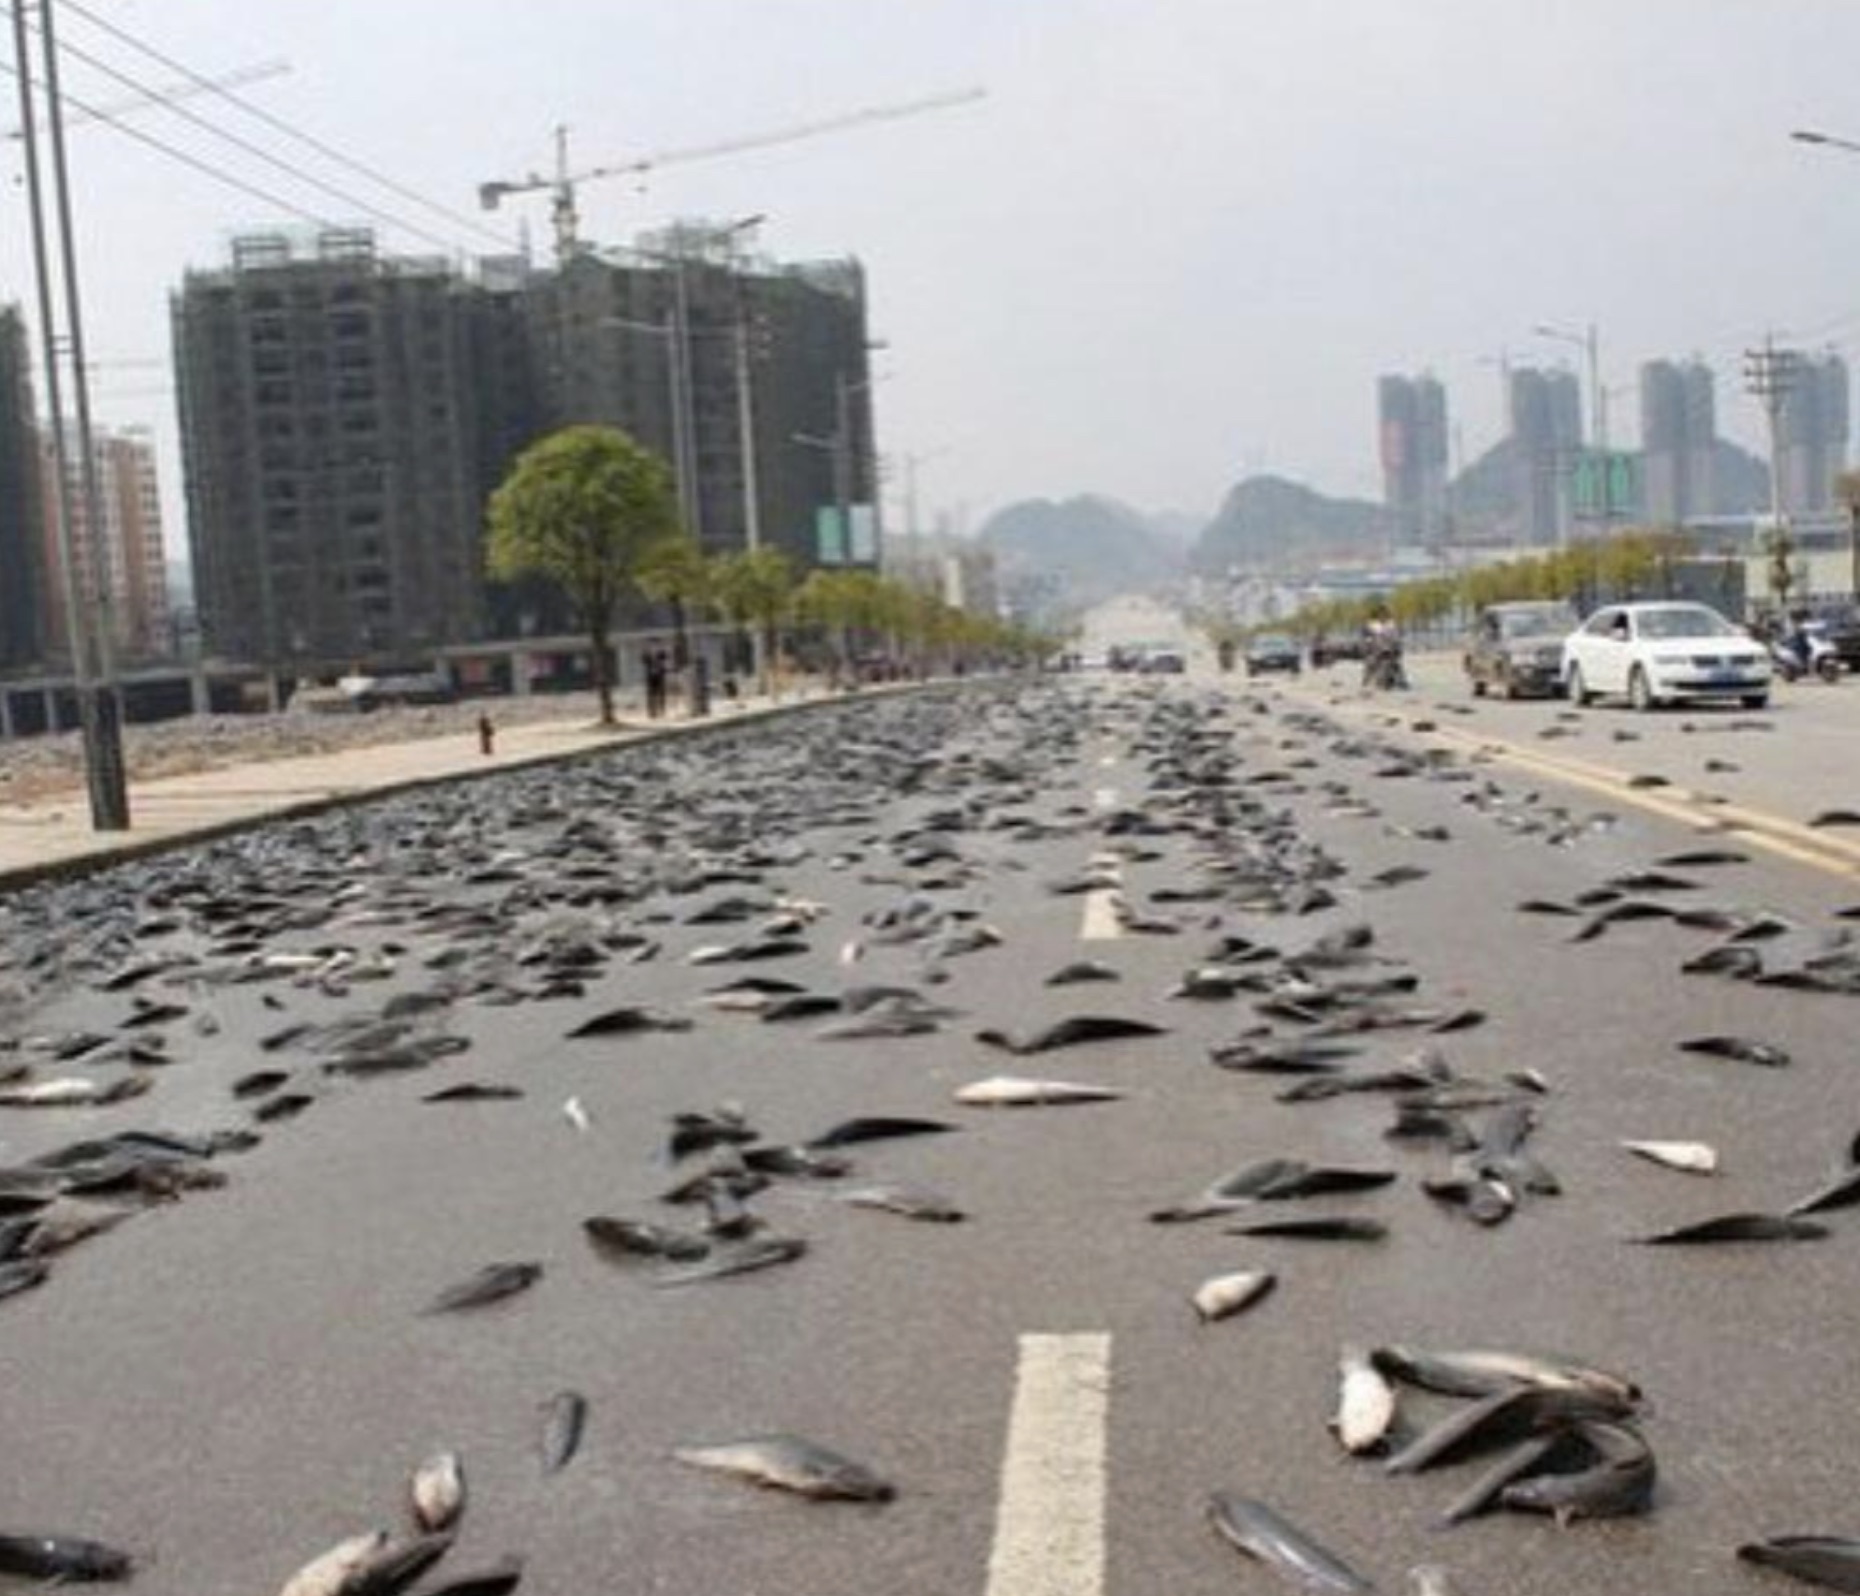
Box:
[1562,602,1770,711]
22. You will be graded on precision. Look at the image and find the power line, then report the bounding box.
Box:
[9,8,468,256]
[58,0,517,252]
[0,53,338,231]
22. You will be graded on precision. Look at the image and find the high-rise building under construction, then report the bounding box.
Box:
[173,227,876,670]
[1639,358,1718,525]
[1777,352,1849,516]
[1508,366,1582,547]
[1377,374,1448,546]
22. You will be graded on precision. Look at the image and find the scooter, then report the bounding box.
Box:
[1362,634,1408,691]
[1769,631,1842,683]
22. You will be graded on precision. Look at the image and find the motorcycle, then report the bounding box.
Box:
[1362,631,1408,691]
[1769,630,1842,684]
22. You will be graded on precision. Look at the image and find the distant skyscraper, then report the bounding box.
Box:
[0,307,45,670]
[1777,352,1849,516]
[1639,358,1718,525]
[1377,373,1448,545]
[1509,366,1581,546]
[38,422,169,661]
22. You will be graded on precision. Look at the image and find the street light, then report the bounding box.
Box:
[1792,128,1860,156]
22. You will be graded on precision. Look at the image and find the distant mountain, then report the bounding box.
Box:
[977,495,1186,608]
[1190,475,1384,575]
[1450,436,1771,534]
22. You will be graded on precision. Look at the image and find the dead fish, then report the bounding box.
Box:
[1789,1168,1860,1217]
[1636,1212,1827,1245]
[1656,849,1750,868]
[1620,1140,1718,1175]
[1255,1166,1397,1201]
[1383,1384,1636,1475]
[422,1262,543,1314]
[21,1197,133,1257]
[1191,1269,1276,1323]
[583,1216,710,1262]
[232,1069,291,1098]
[0,1533,132,1582]
[758,993,842,1023]
[1436,1433,1575,1526]
[0,1076,148,1108]
[973,1015,1168,1054]
[346,1533,454,1594]
[739,1144,851,1179]
[839,1183,965,1222]
[673,1434,895,1501]
[1809,809,1860,828]
[1408,1568,1467,1596]
[1206,1493,1374,1594]
[405,1559,523,1596]
[1498,1420,1655,1525]
[954,1075,1124,1107]
[649,1235,807,1286]
[410,1451,466,1533]
[814,1008,941,1040]
[1372,1346,1640,1406]
[1227,1217,1387,1241]
[1366,864,1429,889]
[254,1092,315,1123]
[1738,1535,1860,1589]
[1333,1344,1399,1456]
[566,1006,693,1038]
[278,1532,389,1596]
[1679,1035,1790,1068]
[0,1259,50,1300]
[1045,960,1120,986]
[807,1116,956,1148]
[1150,1158,1312,1223]
[539,1391,587,1475]
[423,1084,524,1103]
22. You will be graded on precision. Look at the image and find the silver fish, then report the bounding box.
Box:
[1620,1139,1718,1175]
[954,1075,1123,1107]
[839,1183,965,1222]
[1333,1344,1398,1455]
[410,1451,466,1532]
[1206,1493,1375,1593]
[277,1532,388,1596]
[539,1391,586,1475]
[674,1434,895,1500]
[1192,1270,1276,1324]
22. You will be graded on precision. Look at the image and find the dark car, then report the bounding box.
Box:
[1811,605,1860,670]
[1244,632,1302,676]
[1310,630,1367,668]
[1465,601,1578,699]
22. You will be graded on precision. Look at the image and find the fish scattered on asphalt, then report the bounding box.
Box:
[1227,1216,1388,1241]
[1620,1140,1719,1175]
[407,1559,524,1596]
[1679,1035,1791,1068]
[0,1533,133,1583]
[1333,1344,1399,1456]
[1383,1384,1638,1475]
[539,1391,587,1475]
[974,1015,1169,1054]
[1738,1535,1860,1589]
[806,1115,957,1148]
[422,1262,544,1314]
[1498,1420,1656,1525]
[410,1452,466,1533]
[1635,1213,1828,1245]
[1206,1493,1375,1594]
[583,1216,710,1262]
[839,1183,965,1222]
[278,1532,389,1596]
[649,1235,807,1286]
[1191,1269,1276,1323]
[673,1434,895,1500]
[954,1075,1124,1107]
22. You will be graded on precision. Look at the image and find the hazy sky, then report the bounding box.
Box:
[10,0,1860,550]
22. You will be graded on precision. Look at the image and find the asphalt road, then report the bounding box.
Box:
[3,672,1860,1595]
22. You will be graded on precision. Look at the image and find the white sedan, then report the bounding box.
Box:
[1562,602,1770,711]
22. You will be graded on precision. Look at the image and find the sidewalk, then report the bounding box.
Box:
[0,681,856,891]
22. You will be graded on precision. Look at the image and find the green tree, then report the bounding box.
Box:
[713,546,795,697]
[487,425,679,726]
[636,533,714,713]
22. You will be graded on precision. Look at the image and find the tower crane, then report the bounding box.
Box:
[479,85,986,265]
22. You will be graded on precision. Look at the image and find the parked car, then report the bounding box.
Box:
[1464,601,1577,699]
[1140,648,1186,674]
[1244,632,1302,676]
[1309,630,1367,668]
[1810,605,1860,671]
[1562,601,1769,710]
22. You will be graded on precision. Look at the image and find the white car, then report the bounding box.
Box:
[1562,601,1770,711]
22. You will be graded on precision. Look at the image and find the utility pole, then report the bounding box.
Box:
[12,0,127,829]
[1746,336,1800,611]
[833,371,853,564]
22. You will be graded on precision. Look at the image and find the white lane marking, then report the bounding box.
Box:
[985,1333,1112,1596]
[1079,889,1123,941]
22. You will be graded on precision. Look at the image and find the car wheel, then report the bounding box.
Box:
[1742,694,1769,709]
[1566,664,1591,706]
[1819,656,1842,683]
[1470,673,1486,698]
[1628,666,1656,712]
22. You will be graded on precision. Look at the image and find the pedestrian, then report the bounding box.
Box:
[644,648,668,720]
[477,711,495,757]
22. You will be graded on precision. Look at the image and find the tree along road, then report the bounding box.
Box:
[0,674,1857,1594]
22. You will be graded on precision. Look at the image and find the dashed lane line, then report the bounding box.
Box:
[984,1333,1112,1596]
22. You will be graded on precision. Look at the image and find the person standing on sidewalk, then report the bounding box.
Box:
[644,648,668,719]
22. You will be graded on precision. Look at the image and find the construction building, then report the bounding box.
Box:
[1777,351,1849,517]
[0,307,46,671]
[38,422,169,662]
[1639,359,1718,526]
[1376,373,1448,546]
[173,226,878,670]
[1508,366,1583,547]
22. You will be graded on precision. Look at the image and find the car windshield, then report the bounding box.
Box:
[1255,634,1293,650]
[1634,606,1738,640]
[1498,611,1567,639]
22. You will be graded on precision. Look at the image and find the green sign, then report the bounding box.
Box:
[1573,451,1638,520]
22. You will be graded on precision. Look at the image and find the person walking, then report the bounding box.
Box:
[644,647,668,720]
